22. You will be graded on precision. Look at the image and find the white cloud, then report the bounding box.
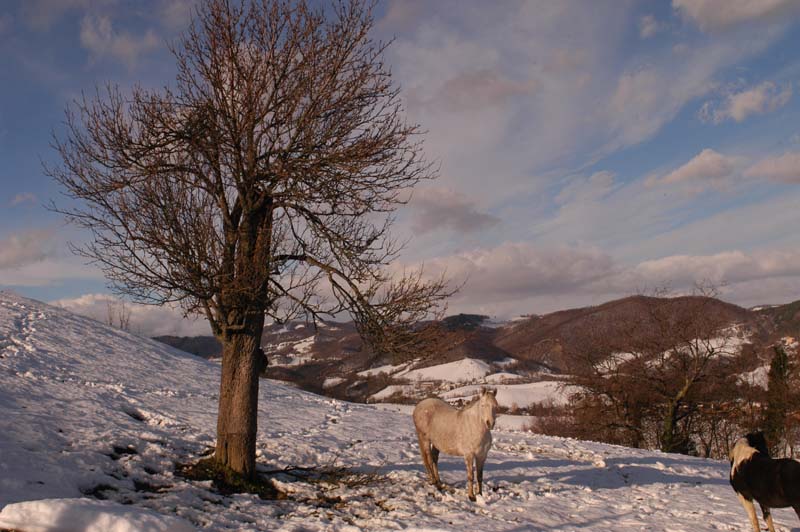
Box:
[376,0,428,34]
[157,0,197,31]
[409,187,499,234]
[744,151,800,183]
[79,14,159,68]
[0,230,56,270]
[526,170,667,253]
[0,259,104,287]
[700,81,792,123]
[631,249,800,287]
[9,193,36,206]
[5,0,797,321]
[50,293,211,337]
[0,228,104,287]
[402,238,800,317]
[673,0,799,31]
[555,171,616,205]
[717,277,800,308]
[410,69,538,113]
[649,149,738,189]
[727,83,792,121]
[639,15,662,38]
[606,63,718,151]
[382,0,774,211]
[418,242,619,303]
[613,186,800,261]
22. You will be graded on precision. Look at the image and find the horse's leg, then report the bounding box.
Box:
[430,445,441,486]
[737,494,760,532]
[760,504,776,532]
[465,454,476,501]
[475,452,486,495]
[416,434,435,484]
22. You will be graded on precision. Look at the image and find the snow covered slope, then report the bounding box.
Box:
[402,358,492,382]
[442,381,578,408]
[0,292,792,531]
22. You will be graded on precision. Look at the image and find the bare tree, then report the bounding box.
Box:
[568,286,746,454]
[106,301,116,328]
[644,289,741,453]
[49,0,451,480]
[105,299,131,331]
[118,300,131,332]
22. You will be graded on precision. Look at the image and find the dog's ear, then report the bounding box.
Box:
[746,432,770,456]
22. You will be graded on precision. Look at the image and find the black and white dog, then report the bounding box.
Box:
[730,432,800,532]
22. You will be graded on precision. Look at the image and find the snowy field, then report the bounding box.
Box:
[1,292,798,531]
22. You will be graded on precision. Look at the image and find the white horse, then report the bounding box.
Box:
[412,388,498,501]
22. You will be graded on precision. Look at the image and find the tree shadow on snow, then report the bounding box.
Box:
[385,450,729,494]
[402,454,730,490]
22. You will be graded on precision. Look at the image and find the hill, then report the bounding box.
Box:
[754,299,800,339]
[151,335,221,359]
[0,291,783,530]
[155,295,798,406]
[493,295,759,371]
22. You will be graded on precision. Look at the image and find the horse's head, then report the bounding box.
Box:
[478,388,499,430]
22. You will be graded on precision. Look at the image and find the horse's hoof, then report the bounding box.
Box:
[469,494,476,502]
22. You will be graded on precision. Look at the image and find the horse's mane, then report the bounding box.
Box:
[462,394,481,408]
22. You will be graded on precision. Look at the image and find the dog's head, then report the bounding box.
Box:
[730,431,771,470]
[745,432,770,457]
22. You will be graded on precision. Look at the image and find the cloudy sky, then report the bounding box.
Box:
[2,0,800,335]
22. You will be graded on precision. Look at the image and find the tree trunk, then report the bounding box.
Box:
[661,380,692,453]
[214,315,265,480]
[661,401,680,453]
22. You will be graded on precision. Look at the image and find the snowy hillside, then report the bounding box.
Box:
[0,292,793,531]
[152,297,800,412]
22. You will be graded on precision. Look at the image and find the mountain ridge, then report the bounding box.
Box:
[154,294,800,403]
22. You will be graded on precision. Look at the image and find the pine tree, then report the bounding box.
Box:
[764,345,790,456]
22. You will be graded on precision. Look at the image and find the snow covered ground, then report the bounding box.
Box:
[267,335,317,366]
[1,291,796,531]
[739,364,770,389]
[356,362,412,378]
[402,358,492,382]
[485,372,524,383]
[442,381,578,409]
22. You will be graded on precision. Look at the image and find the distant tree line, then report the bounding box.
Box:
[532,288,800,459]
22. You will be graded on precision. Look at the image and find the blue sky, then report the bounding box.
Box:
[2,0,800,335]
